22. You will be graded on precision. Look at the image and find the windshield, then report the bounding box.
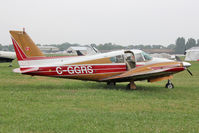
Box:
[142,51,152,61]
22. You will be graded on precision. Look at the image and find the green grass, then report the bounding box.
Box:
[0,60,199,133]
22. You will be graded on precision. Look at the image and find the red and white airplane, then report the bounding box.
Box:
[10,30,192,89]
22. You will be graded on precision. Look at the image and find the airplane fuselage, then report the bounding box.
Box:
[15,49,187,82]
[10,30,191,89]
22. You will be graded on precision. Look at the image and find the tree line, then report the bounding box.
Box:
[175,38,199,54]
[1,37,199,54]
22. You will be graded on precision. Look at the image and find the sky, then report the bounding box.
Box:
[0,0,199,46]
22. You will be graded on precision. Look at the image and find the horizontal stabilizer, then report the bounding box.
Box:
[13,68,21,73]
[13,67,39,74]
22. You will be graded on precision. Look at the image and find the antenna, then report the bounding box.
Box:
[23,28,25,33]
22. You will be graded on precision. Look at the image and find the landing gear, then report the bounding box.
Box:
[165,80,174,89]
[107,82,116,89]
[8,63,12,67]
[107,82,116,86]
[126,80,136,90]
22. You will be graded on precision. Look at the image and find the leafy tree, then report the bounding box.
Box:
[90,43,97,48]
[152,45,165,49]
[196,39,199,46]
[175,37,186,54]
[144,45,152,49]
[0,44,2,50]
[96,43,125,50]
[8,45,14,51]
[56,42,80,51]
[186,38,196,50]
[167,44,175,49]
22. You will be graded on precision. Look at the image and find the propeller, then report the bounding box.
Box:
[175,56,193,76]
[186,68,193,76]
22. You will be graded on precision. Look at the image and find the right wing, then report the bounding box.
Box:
[101,62,183,82]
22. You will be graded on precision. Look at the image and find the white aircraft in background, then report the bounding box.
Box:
[0,51,16,66]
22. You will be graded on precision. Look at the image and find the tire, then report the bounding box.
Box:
[107,82,116,86]
[165,83,174,89]
[126,84,130,90]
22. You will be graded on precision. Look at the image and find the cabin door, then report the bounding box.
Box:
[124,51,136,70]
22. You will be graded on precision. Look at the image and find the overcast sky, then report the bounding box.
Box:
[0,0,199,46]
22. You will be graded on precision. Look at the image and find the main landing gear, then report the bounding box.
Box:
[165,80,174,89]
[107,81,137,90]
[107,82,116,86]
[126,80,136,90]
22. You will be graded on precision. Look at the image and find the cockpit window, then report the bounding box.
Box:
[142,52,152,61]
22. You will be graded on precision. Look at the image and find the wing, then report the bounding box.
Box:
[101,62,184,82]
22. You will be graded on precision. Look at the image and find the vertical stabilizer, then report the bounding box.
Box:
[10,30,44,61]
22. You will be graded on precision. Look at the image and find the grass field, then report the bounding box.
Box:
[0,60,199,133]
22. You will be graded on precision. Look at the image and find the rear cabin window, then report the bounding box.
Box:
[110,55,124,63]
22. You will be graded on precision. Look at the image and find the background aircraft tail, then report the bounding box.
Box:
[10,30,44,61]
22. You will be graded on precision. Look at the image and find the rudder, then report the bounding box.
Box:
[10,30,44,61]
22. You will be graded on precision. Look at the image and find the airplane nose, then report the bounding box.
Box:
[182,62,191,68]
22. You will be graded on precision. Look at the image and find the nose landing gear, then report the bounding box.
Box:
[165,80,174,89]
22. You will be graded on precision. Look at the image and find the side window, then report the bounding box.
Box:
[110,57,116,63]
[135,53,144,62]
[116,55,124,63]
[110,55,124,63]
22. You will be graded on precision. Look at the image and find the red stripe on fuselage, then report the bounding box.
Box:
[24,64,127,76]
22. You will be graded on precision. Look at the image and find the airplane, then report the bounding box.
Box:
[9,30,192,90]
[0,50,16,66]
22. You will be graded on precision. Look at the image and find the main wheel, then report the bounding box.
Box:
[107,82,116,86]
[165,83,174,89]
[126,84,130,90]
[126,83,137,90]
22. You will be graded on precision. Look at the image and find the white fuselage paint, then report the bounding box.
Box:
[18,49,174,68]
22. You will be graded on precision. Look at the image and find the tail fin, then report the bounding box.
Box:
[10,30,44,61]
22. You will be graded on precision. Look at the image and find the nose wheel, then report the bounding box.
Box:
[165,80,174,89]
